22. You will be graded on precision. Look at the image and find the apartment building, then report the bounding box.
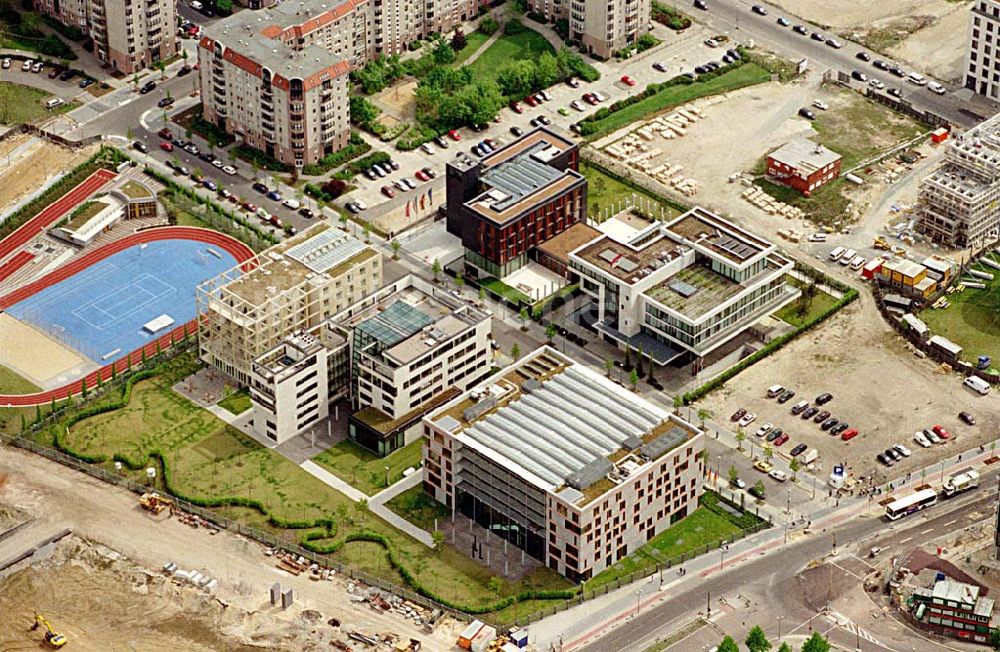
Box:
[197,223,381,385]
[423,347,705,582]
[35,0,176,74]
[766,138,842,195]
[917,112,1000,247]
[446,127,587,279]
[965,0,1000,100]
[325,275,493,455]
[568,206,797,366]
[527,0,650,59]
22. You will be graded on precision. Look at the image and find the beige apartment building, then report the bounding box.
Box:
[35,0,176,74]
[197,223,382,385]
[527,0,650,58]
[423,347,705,581]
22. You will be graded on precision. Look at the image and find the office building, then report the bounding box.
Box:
[423,347,705,581]
[446,127,587,279]
[965,0,1000,100]
[766,138,842,195]
[35,0,176,74]
[327,275,493,455]
[526,0,650,59]
[197,223,381,385]
[916,112,1000,247]
[568,206,797,366]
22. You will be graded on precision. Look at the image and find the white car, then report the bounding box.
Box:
[211,159,224,169]
[420,143,435,155]
[571,100,585,112]
[190,0,203,8]
[592,91,607,102]
[754,423,774,437]
[222,165,237,175]
[256,206,270,219]
[21,59,33,71]
[353,198,368,210]
[769,469,789,482]
[282,198,300,210]
[869,78,885,90]
[893,443,912,457]
[1,58,9,69]
[925,429,942,444]
[704,38,719,48]
[539,90,552,102]
[402,177,416,190]
[928,81,946,95]
[812,100,829,111]
[738,412,757,428]
[913,431,931,448]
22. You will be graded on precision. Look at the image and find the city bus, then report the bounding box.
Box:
[885,488,938,521]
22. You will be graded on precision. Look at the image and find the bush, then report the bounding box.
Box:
[652,2,692,30]
[396,124,439,151]
[42,15,85,41]
[479,16,499,35]
[216,0,233,15]
[636,33,659,52]
[322,178,347,198]
[451,29,467,52]
[232,145,292,172]
[300,132,371,176]
[527,10,547,23]
[505,19,526,35]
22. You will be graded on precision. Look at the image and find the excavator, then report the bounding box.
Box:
[30,613,67,648]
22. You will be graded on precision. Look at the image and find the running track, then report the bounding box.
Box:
[0,168,117,264]
[0,250,34,283]
[0,226,255,406]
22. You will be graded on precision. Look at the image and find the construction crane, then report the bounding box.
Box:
[30,613,67,648]
[139,492,174,515]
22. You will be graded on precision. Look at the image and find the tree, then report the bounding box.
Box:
[478,286,486,302]
[216,0,233,15]
[728,465,739,487]
[497,60,536,99]
[355,498,368,525]
[717,636,739,652]
[362,222,371,242]
[350,94,381,127]
[156,60,166,79]
[479,15,499,35]
[745,626,771,652]
[391,239,402,259]
[788,456,801,480]
[735,428,746,451]
[777,644,792,652]
[132,73,140,90]
[534,52,559,89]
[510,342,521,361]
[752,480,766,499]
[431,259,442,280]
[801,632,830,652]
[763,444,774,462]
[635,346,644,376]
[451,28,467,52]
[518,307,529,330]
[990,628,1000,651]
[697,408,711,429]
[629,369,639,390]
[431,530,446,551]
[545,322,558,343]
[604,358,614,377]
[432,36,456,64]
[672,395,683,414]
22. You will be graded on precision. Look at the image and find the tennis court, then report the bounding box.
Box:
[6,239,237,363]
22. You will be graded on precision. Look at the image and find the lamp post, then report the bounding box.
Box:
[385,465,390,488]
[777,615,783,642]
[635,589,642,616]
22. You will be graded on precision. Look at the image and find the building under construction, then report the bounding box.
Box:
[196,223,382,384]
[917,114,1000,248]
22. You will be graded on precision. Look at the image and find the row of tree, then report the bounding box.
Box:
[716,627,830,652]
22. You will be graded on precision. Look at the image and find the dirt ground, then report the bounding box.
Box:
[0,137,96,221]
[372,80,418,123]
[0,313,88,387]
[698,291,1000,485]
[0,449,462,652]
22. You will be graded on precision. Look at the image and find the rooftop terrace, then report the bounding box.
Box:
[665,207,770,265]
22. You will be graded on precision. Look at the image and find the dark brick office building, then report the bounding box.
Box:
[446,127,587,279]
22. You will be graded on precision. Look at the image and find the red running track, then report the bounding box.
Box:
[0,226,255,406]
[0,250,35,283]
[0,168,116,264]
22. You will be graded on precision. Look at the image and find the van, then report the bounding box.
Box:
[829,246,845,261]
[766,384,784,398]
[964,376,991,395]
[908,72,927,86]
[850,256,866,270]
[808,233,827,243]
[839,249,857,265]
[44,98,64,109]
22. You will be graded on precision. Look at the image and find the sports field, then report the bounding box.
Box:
[5,240,236,364]
[921,252,1000,364]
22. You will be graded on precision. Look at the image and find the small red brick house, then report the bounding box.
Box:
[766,138,842,195]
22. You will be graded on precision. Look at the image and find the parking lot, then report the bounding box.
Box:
[0,58,96,104]
[698,291,1000,486]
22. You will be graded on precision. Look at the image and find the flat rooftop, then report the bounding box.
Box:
[354,386,461,435]
[430,348,699,500]
[466,167,584,226]
[480,126,576,169]
[645,258,785,319]
[665,207,771,265]
[535,222,601,265]
[881,257,926,279]
[573,228,689,284]
[768,138,841,174]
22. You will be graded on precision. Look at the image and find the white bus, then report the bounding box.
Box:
[885,488,938,520]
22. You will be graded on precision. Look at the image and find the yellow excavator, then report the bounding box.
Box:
[31,613,67,648]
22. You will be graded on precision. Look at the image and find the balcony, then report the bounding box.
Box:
[212,84,226,96]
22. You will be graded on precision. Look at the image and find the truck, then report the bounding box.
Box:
[942,468,979,497]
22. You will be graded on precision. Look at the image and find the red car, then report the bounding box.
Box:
[159,141,173,152]
[524,95,540,107]
[448,129,461,141]
[730,408,746,422]
[583,93,599,105]
[381,185,396,198]
[932,424,950,439]
[241,201,257,212]
[841,428,859,441]
[621,75,637,86]
[157,127,172,139]
[509,101,523,114]
[415,169,430,181]
[773,433,790,446]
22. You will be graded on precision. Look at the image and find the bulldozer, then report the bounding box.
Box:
[31,613,67,648]
[873,236,892,251]
[139,492,174,515]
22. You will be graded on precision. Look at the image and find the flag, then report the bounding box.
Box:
[428,186,433,203]
[419,195,425,210]
[405,202,410,217]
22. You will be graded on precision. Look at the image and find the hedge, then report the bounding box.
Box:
[682,273,858,405]
[300,132,371,176]
[396,124,439,151]
[232,145,292,172]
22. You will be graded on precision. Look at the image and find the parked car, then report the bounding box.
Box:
[792,25,808,35]
[959,411,976,425]
[241,201,257,213]
[1,57,9,69]
[810,32,825,41]
[79,78,95,89]
[694,0,708,9]
[582,93,599,105]
[282,198,300,210]
[812,99,829,111]
[509,101,523,114]
[160,142,173,152]
[59,69,77,81]
[510,126,524,137]
[773,433,789,446]
[299,207,315,218]
[790,443,808,457]
[831,422,849,436]
[777,17,790,26]
[798,108,816,121]
[157,96,174,108]
[381,185,396,198]
[731,477,747,490]
[777,389,796,404]
[448,129,461,141]
[873,59,890,70]
[913,431,932,448]
[769,470,788,482]
[766,428,783,442]
[266,190,282,202]
[738,412,757,428]
[753,460,773,473]
[815,393,833,405]
[893,444,912,457]
[751,4,768,15]
[140,80,157,94]
[754,423,774,437]
[731,408,747,422]
[813,410,831,423]
[928,81,946,95]
[801,406,819,419]
[202,179,218,191]
[222,165,237,176]
[21,59,33,71]
[252,182,269,194]
[869,78,886,90]
[790,400,809,415]
[620,75,637,86]
[826,38,843,49]
[748,483,766,500]
[876,452,894,467]
[420,143,435,155]
[888,87,903,98]
[851,70,868,82]
[932,424,950,439]
[821,418,839,431]
[856,51,872,62]
[434,135,449,149]
[415,169,430,181]
[566,77,580,88]
[133,141,149,153]
[841,428,859,441]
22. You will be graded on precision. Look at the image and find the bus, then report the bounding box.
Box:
[885,488,938,520]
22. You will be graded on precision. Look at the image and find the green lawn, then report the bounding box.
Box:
[385,484,450,531]
[480,276,531,305]
[582,161,684,222]
[0,82,77,125]
[586,507,742,590]
[0,364,41,395]
[453,31,491,65]
[468,28,555,83]
[582,63,771,138]
[921,252,1000,364]
[50,351,571,612]
[776,277,840,328]
[217,388,252,415]
[312,438,424,496]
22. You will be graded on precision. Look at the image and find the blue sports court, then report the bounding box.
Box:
[7,239,237,363]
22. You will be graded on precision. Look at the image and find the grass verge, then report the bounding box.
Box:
[0,82,76,124]
[312,438,423,496]
[776,277,840,328]
[453,31,491,65]
[468,28,556,83]
[385,485,450,531]
[217,388,251,416]
[0,365,41,395]
[582,161,684,222]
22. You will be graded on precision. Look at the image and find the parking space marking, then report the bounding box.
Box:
[899,536,912,544]
[921,527,935,534]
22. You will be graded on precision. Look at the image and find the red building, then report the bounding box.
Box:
[446,128,587,279]
[766,138,842,195]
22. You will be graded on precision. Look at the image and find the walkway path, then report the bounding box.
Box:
[463,29,503,66]
[370,468,422,505]
[299,461,367,502]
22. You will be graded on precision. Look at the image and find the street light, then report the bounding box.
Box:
[777,615,783,641]
[635,589,642,616]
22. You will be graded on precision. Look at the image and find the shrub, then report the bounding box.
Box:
[300,132,371,176]
[505,18,526,35]
[216,0,233,15]
[232,145,292,172]
[479,16,499,35]
[451,29,467,52]
[322,178,347,198]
